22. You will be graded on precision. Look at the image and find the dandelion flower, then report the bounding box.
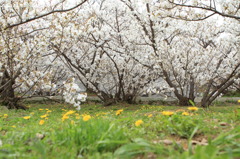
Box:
[40,114,48,118]
[39,120,45,125]
[83,115,91,121]
[135,120,143,127]
[62,115,69,121]
[238,99,240,103]
[162,111,174,116]
[187,107,198,111]
[148,114,153,118]
[23,116,31,120]
[39,109,44,111]
[11,125,16,128]
[182,112,189,116]
[116,109,123,115]
[3,114,8,118]
[65,110,76,116]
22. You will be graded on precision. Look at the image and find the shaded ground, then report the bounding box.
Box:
[23,95,240,103]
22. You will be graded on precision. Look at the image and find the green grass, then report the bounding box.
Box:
[0,103,240,159]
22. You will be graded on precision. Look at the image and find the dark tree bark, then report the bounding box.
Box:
[200,63,240,107]
[0,69,27,109]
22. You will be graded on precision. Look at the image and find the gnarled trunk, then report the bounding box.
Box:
[0,69,26,109]
[178,96,192,106]
[123,93,137,104]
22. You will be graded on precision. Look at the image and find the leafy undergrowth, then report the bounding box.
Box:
[0,103,240,159]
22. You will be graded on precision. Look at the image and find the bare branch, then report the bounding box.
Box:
[168,0,240,20]
[4,0,88,30]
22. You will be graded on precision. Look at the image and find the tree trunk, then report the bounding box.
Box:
[123,93,137,104]
[178,96,193,106]
[0,70,26,109]
[200,100,209,108]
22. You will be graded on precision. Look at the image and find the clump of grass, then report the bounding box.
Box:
[52,119,129,154]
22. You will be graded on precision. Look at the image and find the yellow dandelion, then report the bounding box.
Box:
[40,114,48,118]
[11,125,16,128]
[238,99,240,103]
[23,116,31,120]
[62,115,69,121]
[182,112,189,116]
[46,110,52,113]
[135,120,143,127]
[116,109,123,115]
[65,110,76,116]
[3,114,8,118]
[187,107,198,111]
[39,109,44,111]
[161,111,174,116]
[39,120,45,125]
[148,114,153,118]
[83,115,91,121]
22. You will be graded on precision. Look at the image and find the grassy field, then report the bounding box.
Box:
[0,102,240,159]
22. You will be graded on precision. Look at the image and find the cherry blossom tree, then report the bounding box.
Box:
[0,0,88,109]
[120,0,239,106]
[49,0,159,105]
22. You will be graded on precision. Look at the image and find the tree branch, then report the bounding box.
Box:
[168,0,240,20]
[4,0,88,30]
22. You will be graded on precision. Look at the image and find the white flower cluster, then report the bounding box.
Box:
[63,79,87,110]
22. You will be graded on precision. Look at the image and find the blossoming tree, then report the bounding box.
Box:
[0,0,87,109]
[119,0,239,106]
[48,0,159,105]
